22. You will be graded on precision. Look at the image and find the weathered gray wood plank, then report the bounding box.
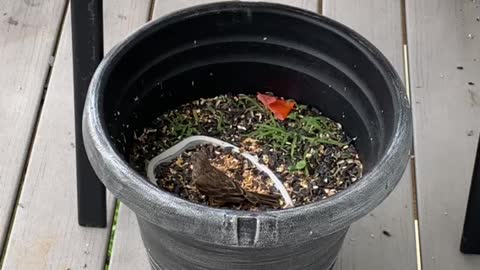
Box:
[152,0,230,17]
[336,167,416,270]
[0,1,151,269]
[109,205,149,270]
[0,0,68,249]
[406,0,480,269]
[240,0,318,12]
[323,1,417,269]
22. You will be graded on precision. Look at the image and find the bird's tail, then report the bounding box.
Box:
[244,191,281,207]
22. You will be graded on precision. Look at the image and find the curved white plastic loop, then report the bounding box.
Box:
[146,135,294,208]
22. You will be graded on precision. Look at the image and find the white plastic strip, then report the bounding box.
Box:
[146,135,294,208]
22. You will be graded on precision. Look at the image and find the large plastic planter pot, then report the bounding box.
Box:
[83,2,412,270]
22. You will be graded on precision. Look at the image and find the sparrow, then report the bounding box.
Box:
[190,151,280,207]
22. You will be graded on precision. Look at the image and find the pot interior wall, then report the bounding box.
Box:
[100,6,398,172]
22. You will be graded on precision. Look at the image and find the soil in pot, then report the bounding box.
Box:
[130,93,363,210]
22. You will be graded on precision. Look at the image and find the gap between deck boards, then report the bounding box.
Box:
[401,0,422,266]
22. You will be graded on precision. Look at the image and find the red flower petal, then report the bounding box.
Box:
[256,93,295,121]
[269,100,295,120]
[256,93,277,107]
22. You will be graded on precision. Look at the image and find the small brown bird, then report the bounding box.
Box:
[190,151,280,207]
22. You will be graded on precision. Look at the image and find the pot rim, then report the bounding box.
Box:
[83,1,412,243]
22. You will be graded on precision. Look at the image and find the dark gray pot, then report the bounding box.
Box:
[83,2,412,270]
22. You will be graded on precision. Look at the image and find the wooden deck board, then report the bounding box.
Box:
[0,0,68,249]
[240,0,318,12]
[109,205,149,270]
[406,0,480,269]
[322,1,417,269]
[152,0,229,17]
[0,1,150,269]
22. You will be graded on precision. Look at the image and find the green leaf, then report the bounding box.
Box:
[295,160,307,170]
[287,112,298,120]
[290,135,298,158]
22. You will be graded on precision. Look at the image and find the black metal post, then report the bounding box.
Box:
[460,135,480,254]
[71,0,106,227]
